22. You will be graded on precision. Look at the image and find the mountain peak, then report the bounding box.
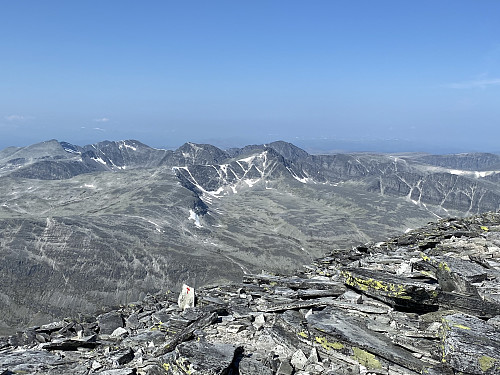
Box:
[268,140,310,161]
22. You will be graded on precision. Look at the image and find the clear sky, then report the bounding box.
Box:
[1,1,499,152]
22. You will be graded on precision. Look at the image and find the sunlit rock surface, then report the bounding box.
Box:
[2,139,500,336]
[1,212,499,374]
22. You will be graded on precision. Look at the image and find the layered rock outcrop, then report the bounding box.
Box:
[1,212,500,374]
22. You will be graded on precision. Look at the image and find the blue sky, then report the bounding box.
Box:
[1,1,499,152]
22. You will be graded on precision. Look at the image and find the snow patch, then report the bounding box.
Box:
[122,142,137,151]
[92,156,107,166]
[293,175,311,184]
[286,167,310,184]
[64,148,81,154]
[238,155,256,164]
[438,168,499,178]
[188,209,202,228]
[146,219,162,232]
[244,178,260,187]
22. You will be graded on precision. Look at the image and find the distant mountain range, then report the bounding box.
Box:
[1,139,500,334]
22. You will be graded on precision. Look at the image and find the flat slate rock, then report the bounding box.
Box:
[42,334,99,351]
[99,369,137,375]
[162,341,238,374]
[340,267,440,312]
[441,313,500,375]
[98,311,125,335]
[307,306,427,373]
[0,350,68,373]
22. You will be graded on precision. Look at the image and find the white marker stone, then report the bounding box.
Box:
[177,284,195,310]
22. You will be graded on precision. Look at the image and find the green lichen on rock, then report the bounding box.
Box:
[453,324,470,330]
[315,336,344,350]
[351,347,382,369]
[420,252,431,262]
[441,313,500,374]
[478,355,496,372]
[341,270,412,299]
[438,262,451,272]
[297,331,308,338]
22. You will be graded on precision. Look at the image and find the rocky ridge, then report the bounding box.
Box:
[2,212,500,374]
[3,139,500,215]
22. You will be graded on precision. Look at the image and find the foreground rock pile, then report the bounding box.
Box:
[2,212,500,374]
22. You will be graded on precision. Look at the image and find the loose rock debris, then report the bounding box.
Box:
[1,212,500,374]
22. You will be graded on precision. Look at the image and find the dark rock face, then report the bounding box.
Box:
[415,152,500,171]
[98,311,125,335]
[1,212,500,374]
[441,313,500,375]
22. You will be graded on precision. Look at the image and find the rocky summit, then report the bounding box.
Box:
[1,212,500,375]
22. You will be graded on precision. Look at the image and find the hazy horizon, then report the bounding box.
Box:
[2,136,500,156]
[1,1,500,153]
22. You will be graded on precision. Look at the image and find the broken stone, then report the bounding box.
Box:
[110,347,134,366]
[340,267,439,312]
[0,350,68,374]
[238,357,273,375]
[339,289,363,304]
[276,359,294,375]
[306,347,319,365]
[488,315,500,329]
[91,360,103,371]
[437,290,500,318]
[163,341,238,374]
[124,329,164,346]
[99,369,136,375]
[226,324,246,334]
[307,306,426,373]
[154,311,218,356]
[441,313,500,375]
[2,212,500,375]
[37,320,67,334]
[291,349,308,370]
[42,334,99,351]
[111,327,128,338]
[98,311,124,335]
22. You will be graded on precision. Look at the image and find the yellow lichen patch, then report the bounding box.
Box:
[175,357,192,374]
[453,324,471,330]
[352,347,382,369]
[343,270,412,299]
[420,252,430,262]
[297,331,308,338]
[419,270,433,277]
[438,262,451,272]
[478,355,496,372]
[315,336,344,350]
[481,226,489,231]
[162,363,170,371]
